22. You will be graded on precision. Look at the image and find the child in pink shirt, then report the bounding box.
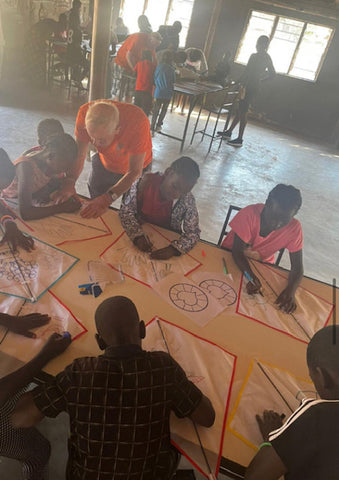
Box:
[222,184,303,313]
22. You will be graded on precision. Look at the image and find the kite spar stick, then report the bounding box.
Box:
[0,225,36,302]
[256,361,294,414]
[53,215,108,232]
[249,260,311,340]
[151,261,159,282]
[156,319,218,480]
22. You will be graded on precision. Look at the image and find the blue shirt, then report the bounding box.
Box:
[154,63,176,100]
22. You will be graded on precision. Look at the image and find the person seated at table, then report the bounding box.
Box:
[245,325,339,480]
[0,329,71,480]
[1,133,81,220]
[221,184,303,313]
[12,295,215,480]
[120,156,200,260]
[0,118,64,191]
[37,118,65,146]
[185,47,208,75]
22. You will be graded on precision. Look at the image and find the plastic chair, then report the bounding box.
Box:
[218,205,285,266]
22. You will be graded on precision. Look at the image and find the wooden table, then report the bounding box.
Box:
[0,209,337,478]
[160,80,227,152]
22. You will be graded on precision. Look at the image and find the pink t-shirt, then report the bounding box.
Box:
[221,203,303,263]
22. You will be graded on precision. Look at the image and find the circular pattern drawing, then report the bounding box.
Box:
[169,283,208,312]
[0,259,38,283]
[199,279,237,306]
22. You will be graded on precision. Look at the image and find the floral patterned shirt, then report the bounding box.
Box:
[119,175,200,254]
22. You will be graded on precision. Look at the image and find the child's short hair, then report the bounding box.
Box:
[141,49,153,62]
[187,48,203,63]
[170,156,200,183]
[307,326,339,376]
[267,184,302,212]
[45,133,78,165]
[174,50,187,65]
[161,50,174,64]
[37,119,64,146]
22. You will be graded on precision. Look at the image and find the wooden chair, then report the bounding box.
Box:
[218,205,285,266]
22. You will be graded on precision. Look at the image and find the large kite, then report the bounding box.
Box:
[144,317,237,477]
[0,236,78,302]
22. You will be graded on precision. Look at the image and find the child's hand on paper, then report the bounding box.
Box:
[256,410,284,442]
[150,245,179,260]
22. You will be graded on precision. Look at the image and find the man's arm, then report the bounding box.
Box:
[190,394,215,428]
[126,49,137,71]
[244,446,287,480]
[17,163,81,220]
[108,153,145,198]
[275,250,303,313]
[81,153,146,219]
[0,332,71,408]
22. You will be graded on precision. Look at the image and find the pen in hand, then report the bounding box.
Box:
[244,270,264,297]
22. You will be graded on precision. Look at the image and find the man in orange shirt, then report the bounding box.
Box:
[115,32,161,73]
[115,32,161,102]
[55,100,152,218]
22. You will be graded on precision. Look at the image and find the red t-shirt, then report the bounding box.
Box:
[221,203,303,263]
[134,60,155,93]
[74,100,152,174]
[115,33,156,73]
[139,173,172,228]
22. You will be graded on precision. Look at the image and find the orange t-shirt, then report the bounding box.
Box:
[74,101,152,174]
[115,33,156,73]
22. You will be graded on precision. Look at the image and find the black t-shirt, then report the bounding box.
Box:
[269,398,339,479]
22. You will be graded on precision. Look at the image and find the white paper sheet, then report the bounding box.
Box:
[151,273,225,326]
[191,271,237,308]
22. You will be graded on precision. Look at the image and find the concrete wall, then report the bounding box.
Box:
[186,0,339,140]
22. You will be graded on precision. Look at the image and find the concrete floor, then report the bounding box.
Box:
[0,80,338,479]
[1,81,338,284]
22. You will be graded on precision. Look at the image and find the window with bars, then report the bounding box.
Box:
[119,0,194,47]
[235,10,334,81]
